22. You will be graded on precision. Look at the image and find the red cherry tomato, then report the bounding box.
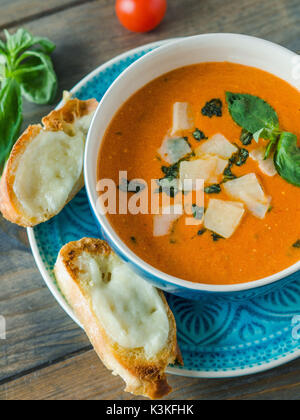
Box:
[115,0,167,33]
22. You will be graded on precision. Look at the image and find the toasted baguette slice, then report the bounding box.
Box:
[0,97,98,227]
[54,238,182,399]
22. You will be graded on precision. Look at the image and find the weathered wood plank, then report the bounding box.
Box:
[0,217,89,382]
[0,0,299,397]
[0,0,95,29]
[18,0,300,129]
[1,350,300,400]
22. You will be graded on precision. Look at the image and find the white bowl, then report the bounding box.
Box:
[85,33,300,300]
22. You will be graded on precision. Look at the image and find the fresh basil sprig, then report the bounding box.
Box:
[0,29,57,172]
[226,92,300,187]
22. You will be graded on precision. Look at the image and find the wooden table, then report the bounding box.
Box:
[0,0,300,401]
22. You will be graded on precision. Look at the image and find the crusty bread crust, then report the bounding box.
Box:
[0,98,98,227]
[54,238,182,399]
[0,125,43,227]
[43,98,98,135]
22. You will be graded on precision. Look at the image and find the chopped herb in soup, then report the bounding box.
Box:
[202,98,223,118]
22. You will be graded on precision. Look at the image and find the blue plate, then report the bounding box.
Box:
[28,40,300,378]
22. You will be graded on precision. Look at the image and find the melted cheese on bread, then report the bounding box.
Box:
[76,252,170,359]
[13,129,84,218]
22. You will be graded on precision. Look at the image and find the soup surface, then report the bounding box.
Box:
[98,62,300,285]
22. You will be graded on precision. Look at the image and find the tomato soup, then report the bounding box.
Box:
[98,62,300,285]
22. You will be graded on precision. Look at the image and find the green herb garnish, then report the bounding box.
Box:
[193,128,207,141]
[197,229,206,236]
[0,29,57,172]
[156,177,179,198]
[130,236,137,244]
[161,152,194,180]
[264,136,278,160]
[212,232,224,242]
[192,204,204,220]
[158,153,194,196]
[201,99,222,118]
[222,146,248,182]
[274,132,300,187]
[226,92,300,187]
[161,162,180,179]
[223,158,237,182]
[118,178,146,193]
[226,92,279,134]
[292,240,300,248]
[240,129,253,146]
[235,147,249,166]
[204,184,221,194]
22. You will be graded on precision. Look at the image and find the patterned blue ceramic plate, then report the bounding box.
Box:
[28,40,300,378]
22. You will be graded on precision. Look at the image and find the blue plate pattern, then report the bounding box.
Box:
[29,43,300,377]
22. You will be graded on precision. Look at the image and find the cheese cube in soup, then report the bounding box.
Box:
[196,133,238,158]
[179,157,215,190]
[153,205,183,237]
[179,155,228,190]
[158,136,191,164]
[250,148,277,176]
[204,199,245,238]
[207,156,228,184]
[171,102,194,136]
[223,173,271,219]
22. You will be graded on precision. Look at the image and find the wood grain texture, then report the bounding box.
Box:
[12,0,300,129]
[0,0,300,400]
[0,216,90,383]
[0,0,96,29]
[1,350,300,400]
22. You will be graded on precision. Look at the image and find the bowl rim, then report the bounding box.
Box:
[85,33,300,293]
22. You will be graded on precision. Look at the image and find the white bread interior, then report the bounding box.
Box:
[0,96,98,227]
[54,238,182,399]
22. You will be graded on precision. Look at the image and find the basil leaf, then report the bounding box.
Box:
[15,51,57,104]
[0,40,7,55]
[0,28,57,175]
[4,29,30,54]
[274,132,300,187]
[264,134,278,159]
[0,78,22,172]
[253,128,266,143]
[30,37,56,54]
[4,29,55,58]
[0,62,5,80]
[226,92,279,133]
